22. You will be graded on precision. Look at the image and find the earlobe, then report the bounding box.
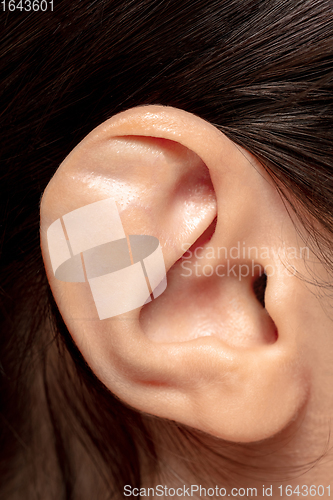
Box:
[40,105,310,443]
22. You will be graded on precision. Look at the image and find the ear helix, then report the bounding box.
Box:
[46,198,167,319]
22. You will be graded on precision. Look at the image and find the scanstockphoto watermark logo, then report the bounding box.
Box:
[180,242,310,280]
[124,484,331,497]
[46,198,167,320]
[124,484,259,497]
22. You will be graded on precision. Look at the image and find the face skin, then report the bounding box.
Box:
[40,105,333,498]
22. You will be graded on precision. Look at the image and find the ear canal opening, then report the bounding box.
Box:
[252,271,267,308]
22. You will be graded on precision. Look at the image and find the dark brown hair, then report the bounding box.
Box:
[1,1,332,498]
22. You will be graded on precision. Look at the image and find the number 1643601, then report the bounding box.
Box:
[2,0,53,11]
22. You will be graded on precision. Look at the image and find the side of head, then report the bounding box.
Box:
[1,1,332,498]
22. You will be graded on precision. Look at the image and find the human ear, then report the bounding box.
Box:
[40,105,309,443]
